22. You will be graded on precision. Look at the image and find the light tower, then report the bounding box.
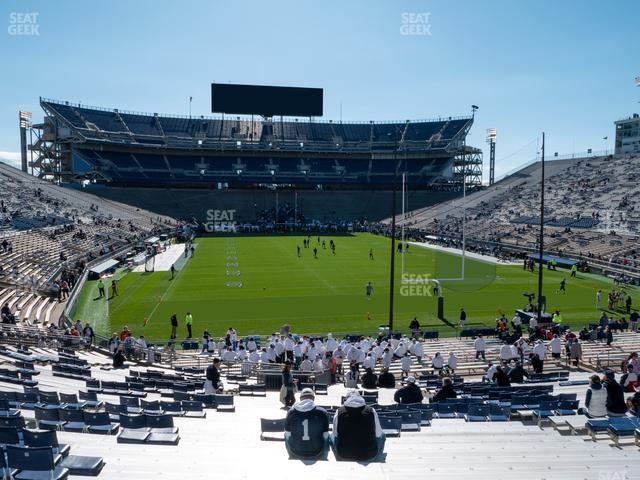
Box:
[19,111,32,173]
[486,128,496,186]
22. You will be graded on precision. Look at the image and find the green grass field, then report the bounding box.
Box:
[71,233,638,340]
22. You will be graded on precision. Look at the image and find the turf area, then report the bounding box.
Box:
[71,233,638,340]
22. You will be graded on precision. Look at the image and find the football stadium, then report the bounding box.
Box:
[1,1,640,479]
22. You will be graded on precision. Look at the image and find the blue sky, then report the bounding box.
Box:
[0,0,638,179]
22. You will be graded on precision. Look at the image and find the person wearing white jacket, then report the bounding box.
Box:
[400,353,412,378]
[474,335,486,360]
[533,340,546,360]
[447,352,458,373]
[413,340,424,363]
[432,352,444,375]
[548,335,562,360]
[584,375,607,418]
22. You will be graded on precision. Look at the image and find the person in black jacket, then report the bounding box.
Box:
[331,391,384,462]
[507,362,529,383]
[431,377,457,402]
[361,368,378,390]
[493,366,511,387]
[205,358,222,393]
[377,368,396,389]
[393,376,423,404]
[169,313,178,339]
[112,347,126,369]
[603,370,627,416]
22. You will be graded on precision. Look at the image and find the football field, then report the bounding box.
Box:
[72,233,637,340]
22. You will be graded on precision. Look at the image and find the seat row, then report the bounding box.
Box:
[0,426,104,478]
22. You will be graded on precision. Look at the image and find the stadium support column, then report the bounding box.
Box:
[536,132,545,323]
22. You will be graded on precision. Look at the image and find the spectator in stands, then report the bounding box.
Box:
[393,376,423,404]
[548,334,562,362]
[205,358,222,394]
[569,339,582,367]
[119,326,130,342]
[331,390,385,462]
[112,346,126,369]
[377,368,396,389]
[493,366,511,387]
[507,362,528,383]
[169,313,178,339]
[620,364,638,392]
[361,368,378,389]
[413,339,423,363]
[326,353,337,384]
[82,323,94,346]
[431,377,457,403]
[60,279,70,300]
[123,334,136,359]
[1,303,15,324]
[400,352,412,378]
[474,334,486,360]
[628,391,640,416]
[108,333,119,353]
[285,388,329,460]
[584,375,607,418]
[603,371,627,417]
[185,312,193,339]
[447,352,457,374]
[532,340,546,372]
[606,327,614,347]
[221,346,237,364]
[432,352,444,375]
[300,355,313,372]
[281,361,296,408]
[483,362,497,383]
[345,362,360,388]
[499,342,513,363]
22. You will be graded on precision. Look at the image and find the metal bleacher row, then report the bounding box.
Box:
[0,340,638,478]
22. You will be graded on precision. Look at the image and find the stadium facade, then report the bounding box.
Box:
[27,99,482,222]
[615,113,640,155]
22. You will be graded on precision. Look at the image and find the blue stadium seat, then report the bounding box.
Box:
[6,445,69,480]
[465,405,490,422]
[58,409,86,433]
[259,418,285,441]
[213,394,235,412]
[83,412,119,435]
[378,416,402,437]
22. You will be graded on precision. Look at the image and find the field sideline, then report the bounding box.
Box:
[71,233,638,340]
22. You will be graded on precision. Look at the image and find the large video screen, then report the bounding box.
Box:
[211,83,323,117]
